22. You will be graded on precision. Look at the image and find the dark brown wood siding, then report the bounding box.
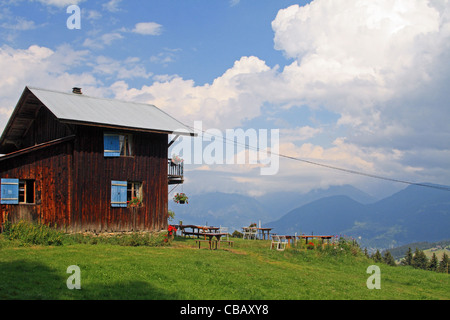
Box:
[1,125,169,233]
[0,141,72,229]
[21,105,73,148]
[71,126,168,233]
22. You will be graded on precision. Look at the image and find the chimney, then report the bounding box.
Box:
[72,87,82,94]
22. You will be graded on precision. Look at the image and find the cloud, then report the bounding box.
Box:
[167,0,450,195]
[102,0,122,12]
[149,48,181,66]
[132,22,163,36]
[83,32,123,50]
[271,0,446,133]
[34,0,85,7]
[2,0,450,197]
[230,0,240,7]
[108,0,450,194]
[83,22,163,50]
[85,10,102,21]
[0,44,126,131]
[113,0,450,142]
[1,17,37,31]
[281,126,323,142]
[110,55,273,130]
[89,55,152,80]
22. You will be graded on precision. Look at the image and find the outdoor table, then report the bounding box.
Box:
[298,235,335,244]
[257,228,272,240]
[196,232,228,250]
[282,235,297,247]
[179,225,219,238]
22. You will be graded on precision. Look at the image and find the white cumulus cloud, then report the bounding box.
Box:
[132,22,163,36]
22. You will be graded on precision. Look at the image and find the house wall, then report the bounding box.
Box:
[70,126,169,233]
[21,105,73,148]
[1,125,169,233]
[0,141,72,228]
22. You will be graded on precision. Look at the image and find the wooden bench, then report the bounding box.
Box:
[220,240,234,247]
[195,239,217,249]
[195,239,234,249]
[183,231,204,238]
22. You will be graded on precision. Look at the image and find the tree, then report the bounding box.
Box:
[364,248,369,258]
[401,248,413,266]
[412,248,428,270]
[383,251,397,266]
[372,250,382,263]
[438,252,449,274]
[428,253,439,272]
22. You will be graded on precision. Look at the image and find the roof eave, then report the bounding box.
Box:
[0,86,31,148]
[59,119,197,137]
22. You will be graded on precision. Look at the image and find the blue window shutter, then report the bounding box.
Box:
[1,178,19,205]
[104,134,120,157]
[111,180,127,207]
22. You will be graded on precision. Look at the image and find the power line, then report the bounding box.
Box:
[178,124,450,192]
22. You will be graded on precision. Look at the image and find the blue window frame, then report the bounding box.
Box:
[104,133,133,157]
[1,178,19,205]
[104,134,121,157]
[111,180,127,207]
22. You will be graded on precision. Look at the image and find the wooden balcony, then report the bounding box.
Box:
[168,159,184,185]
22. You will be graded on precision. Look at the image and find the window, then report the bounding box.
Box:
[127,182,142,207]
[104,133,133,157]
[111,180,143,207]
[1,179,34,204]
[19,180,35,204]
[111,180,127,207]
[1,178,19,204]
[120,135,132,156]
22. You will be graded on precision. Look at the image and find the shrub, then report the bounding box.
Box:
[2,220,63,246]
[306,242,315,250]
[232,230,243,238]
[67,231,169,247]
[1,221,171,247]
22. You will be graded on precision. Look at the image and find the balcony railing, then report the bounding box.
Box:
[168,159,184,185]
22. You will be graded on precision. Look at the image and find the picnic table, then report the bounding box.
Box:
[270,234,335,250]
[195,232,231,250]
[298,235,335,244]
[179,225,219,238]
[258,227,272,240]
[242,227,273,240]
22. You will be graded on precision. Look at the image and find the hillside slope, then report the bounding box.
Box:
[266,184,450,249]
[265,195,367,235]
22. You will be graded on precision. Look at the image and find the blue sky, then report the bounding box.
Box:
[1,0,450,199]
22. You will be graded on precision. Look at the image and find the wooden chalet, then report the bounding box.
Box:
[0,86,195,233]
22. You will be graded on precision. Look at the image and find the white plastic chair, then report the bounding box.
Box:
[248,227,257,240]
[271,235,280,249]
[278,236,288,251]
[242,227,249,239]
[271,235,287,251]
[243,227,257,239]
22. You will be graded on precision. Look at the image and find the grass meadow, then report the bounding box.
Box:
[0,228,448,300]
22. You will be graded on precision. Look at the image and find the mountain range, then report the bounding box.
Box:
[169,183,450,250]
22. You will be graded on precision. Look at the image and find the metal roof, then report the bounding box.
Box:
[27,86,194,135]
[0,86,195,154]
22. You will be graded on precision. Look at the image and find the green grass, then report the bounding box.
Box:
[0,235,448,300]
